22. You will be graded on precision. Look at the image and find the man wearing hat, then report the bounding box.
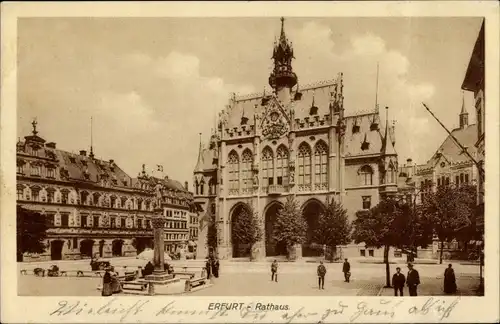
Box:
[406,263,420,296]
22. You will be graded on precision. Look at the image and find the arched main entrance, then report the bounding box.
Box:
[50,240,64,260]
[265,202,287,256]
[302,199,325,257]
[80,239,94,258]
[230,203,252,258]
[112,239,124,257]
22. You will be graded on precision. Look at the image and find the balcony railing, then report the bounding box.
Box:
[267,185,286,195]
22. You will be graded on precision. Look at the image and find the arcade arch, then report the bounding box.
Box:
[301,199,326,257]
[264,201,287,257]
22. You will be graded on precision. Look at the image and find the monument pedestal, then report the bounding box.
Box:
[145,271,175,296]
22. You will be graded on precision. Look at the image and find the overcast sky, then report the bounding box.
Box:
[17,17,483,184]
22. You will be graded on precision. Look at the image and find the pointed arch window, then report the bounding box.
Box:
[241,149,253,191]
[195,179,199,195]
[387,164,396,184]
[314,141,328,189]
[261,147,274,189]
[276,145,288,186]
[298,143,312,189]
[208,178,216,196]
[359,165,373,186]
[228,151,239,193]
[200,179,205,196]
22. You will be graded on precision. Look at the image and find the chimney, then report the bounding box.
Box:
[184,181,188,190]
[79,150,87,156]
[46,142,56,149]
[109,159,114,164]
[406,158,412,164]
[164,175,169,180]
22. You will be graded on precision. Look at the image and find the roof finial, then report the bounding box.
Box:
[32,118,38,136]
[280,17,285,36]
[89,116,95,158]
[375,62,380,112]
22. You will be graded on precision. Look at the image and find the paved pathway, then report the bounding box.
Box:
[18,258,481,296]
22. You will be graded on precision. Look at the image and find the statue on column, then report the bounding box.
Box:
[154,183,163,206]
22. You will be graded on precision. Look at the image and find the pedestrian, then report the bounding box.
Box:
[142,261,154,277]
[271,260,278,282]
[213,258,220,278]
[443,264,457,294]
[317,261,326,290]
[205,257,212,278]
[392,267,406,296]
[101,269,113,296]
[342,258,351,282]
[407,263,420,296]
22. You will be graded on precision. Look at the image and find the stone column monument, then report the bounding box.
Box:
[145,193,174,295]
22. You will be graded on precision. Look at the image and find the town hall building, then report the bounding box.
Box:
[193,18,399,260]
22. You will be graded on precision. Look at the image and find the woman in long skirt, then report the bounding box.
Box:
[101,270,113,296]
[110,269,123,294]
[443,264,457,294]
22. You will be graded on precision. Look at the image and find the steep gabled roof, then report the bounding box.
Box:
[427,124,477,165]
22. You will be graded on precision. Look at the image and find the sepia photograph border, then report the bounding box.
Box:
[1,1,499,323]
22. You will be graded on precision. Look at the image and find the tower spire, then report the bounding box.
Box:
[89,116,95,158]
[375,62,380,112]
[280,17,286,41]
[194,132,204,172]
[459,91,469,128]
[269,17,297,92]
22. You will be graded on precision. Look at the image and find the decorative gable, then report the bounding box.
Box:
[260,97,290,140]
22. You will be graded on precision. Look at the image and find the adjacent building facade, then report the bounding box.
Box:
[17,121,196,261]
[194,18,399,260]
[398,94,479,259]
[461,19,485,228]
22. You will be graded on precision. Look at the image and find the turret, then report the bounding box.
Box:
[268,17,297,104]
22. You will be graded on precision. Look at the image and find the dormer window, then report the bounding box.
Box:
[352,124,360,134]
[361,134,370,151]
[294,92,302,100]
[309,105,318,115]
[370,122,379,131]
[261,96,270,106]
[69,157,76,163]
[240,116,248,125]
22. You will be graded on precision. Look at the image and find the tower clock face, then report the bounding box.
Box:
[270,112,279,122]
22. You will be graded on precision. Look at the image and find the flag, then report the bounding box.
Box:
[157,165,163,172]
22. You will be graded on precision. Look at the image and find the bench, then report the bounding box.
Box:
[184,277,207,292]
[121,281,148,291]
[172,271,196,279]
